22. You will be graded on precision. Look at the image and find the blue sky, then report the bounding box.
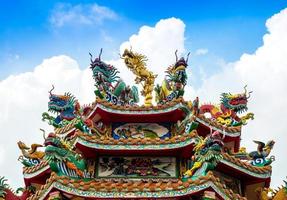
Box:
[1,0,286,80]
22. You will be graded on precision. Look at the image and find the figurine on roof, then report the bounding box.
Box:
[43,132,88,178]
[183,130,224,180]
[17,141,44,167]
[121,48,157,107]
[90,49,139,106]
[199,86,254,126]
[155,50,189,104]
[41,86,91,133]
[249,140,275,167]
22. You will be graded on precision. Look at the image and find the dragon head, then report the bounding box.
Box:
[220,85,252,114]
[43,132,86,178]
[48,85,76,115]
[195,130,224,163]
[204,131,224,150]
[90,49,120,91]
[44,133,66,162]
[44,132,77,163]
[166,50,190,87]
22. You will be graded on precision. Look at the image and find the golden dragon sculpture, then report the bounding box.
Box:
[121,49,157,107]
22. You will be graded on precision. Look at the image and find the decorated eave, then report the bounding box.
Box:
[20,136,272,188]
[87,98,188,123]
[52,100,243,152]
[22,161,50,186]
[74,130,196,157]
[219,153,272,186]
[195,115,242,152]
[26,172,246,200]
[55,119,242,157]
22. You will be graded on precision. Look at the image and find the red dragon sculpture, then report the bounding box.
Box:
[199,86,254,126]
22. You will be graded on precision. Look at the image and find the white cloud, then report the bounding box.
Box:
[195,48,209,56]
[0,56,94,188]
[49,3,118,28]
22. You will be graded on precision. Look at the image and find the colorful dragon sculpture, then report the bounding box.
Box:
[121,49,157,107]
[44,132,87,178]
[17,141,45,167]
[90,49,139,106]
[155,50,189,104]
[199,86,254,126]
[183,130,224,181]
[42,86,91,134]
[42,85,80,128]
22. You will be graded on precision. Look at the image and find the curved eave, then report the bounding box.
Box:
[74,132,197,158]
[88,101,189,123]
[23,165,50,179]
[23,164,51,186]
[219,159,272,182]
[36,181,240,200]
[195,117,241,138]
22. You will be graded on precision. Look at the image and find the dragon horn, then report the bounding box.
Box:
[40,129,46,140]
[247,91,253,99]
[98,48,103,60]
[49,85,54,96]
[175,50,178,62]
[89,52,93,62]
[244,85,248,95]
[243,85,253,99]
[186,52,191,64]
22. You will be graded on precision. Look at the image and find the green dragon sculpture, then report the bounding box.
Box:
[199,86,254,126]
[183,130,224,181]
[155,50,189,104]
[44,132,88,178]
[90,49,139,106]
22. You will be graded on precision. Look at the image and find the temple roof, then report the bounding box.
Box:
[87,98,188,123]
[21,150,272,189]
[195,115,241,136]
[222,153,272,176]
[23,161,49,175]
[90,97,188,114]
[26,172,246,200]
[74,130,196,157]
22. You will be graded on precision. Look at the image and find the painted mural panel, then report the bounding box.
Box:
[112,123,171,139]
[97,157,177,178]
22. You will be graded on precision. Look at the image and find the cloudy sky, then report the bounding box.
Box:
[0,0,287,189]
